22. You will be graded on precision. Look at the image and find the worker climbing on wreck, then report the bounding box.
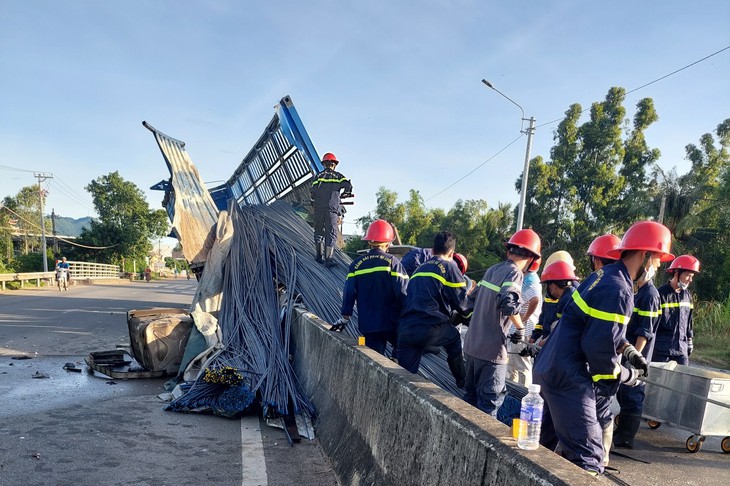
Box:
[310,152,353,267]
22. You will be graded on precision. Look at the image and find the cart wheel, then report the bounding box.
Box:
[686,435,702,453]
[647,420,661,429]
[722,437,730,454]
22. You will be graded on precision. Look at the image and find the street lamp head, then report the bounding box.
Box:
[481,79,494,89]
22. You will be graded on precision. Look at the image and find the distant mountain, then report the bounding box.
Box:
[53,216,92,237]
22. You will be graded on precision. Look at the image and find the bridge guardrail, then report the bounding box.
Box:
[0,261,121,290]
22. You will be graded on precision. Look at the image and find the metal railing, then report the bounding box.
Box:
[67,261,120,279]
[0,261,121,290]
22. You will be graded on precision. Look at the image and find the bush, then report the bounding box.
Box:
[693,294,730,369]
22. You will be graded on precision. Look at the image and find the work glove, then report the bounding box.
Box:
[330,317,349,332]
[509,327,525,344]
[519,342,541,358]
[622,344,649,376]
[623,368,645,387]
[687,338,694,356]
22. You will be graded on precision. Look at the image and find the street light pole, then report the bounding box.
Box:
[481,79,536,231]
[516,116,536,231]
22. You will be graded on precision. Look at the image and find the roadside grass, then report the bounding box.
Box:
[692,294,730,371]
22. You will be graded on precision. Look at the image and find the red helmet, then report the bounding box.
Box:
[667,255,700,274]
[528,257,541,272]
[453,253,468,274]
[322,152,338,164]
[540,261,578,283]
[504,229,541,257]
[362,219,394,243]
[587,234,621,260]
[606,221,674,262]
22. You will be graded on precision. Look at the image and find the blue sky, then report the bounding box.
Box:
[1,1,728,235]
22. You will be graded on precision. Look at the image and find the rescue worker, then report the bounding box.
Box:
[530,260,578,347]
[587,233,621,272]
[401,246,433,276]
[334,220,409,356]
[543,250,575,271]
[310,153,352,267]
[533,221,674,474]
[653,255,700,366]
[397,231,469,387]
[463,229,541,417]
[584,233,622,467]
[507,257,542,386]
[613,257,661,449]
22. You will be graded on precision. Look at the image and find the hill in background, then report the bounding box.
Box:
[53,216,92,237]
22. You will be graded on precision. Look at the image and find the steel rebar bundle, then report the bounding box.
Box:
[169,200,519,422]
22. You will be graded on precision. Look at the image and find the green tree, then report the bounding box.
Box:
[72,172,169,265]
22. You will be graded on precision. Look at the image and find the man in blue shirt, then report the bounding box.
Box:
[310,153,352,267]
[336,220,408,356]
[398,231,469,386]
[533,221,673,474]
[653,255,700,366]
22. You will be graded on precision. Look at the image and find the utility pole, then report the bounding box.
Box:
[51,208,59,256]
[34,173,53,272]
[481,79,536,231]
[516,117,536,231]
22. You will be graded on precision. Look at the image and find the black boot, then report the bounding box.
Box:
[324,246,337,267]
[315,241,324,263]
[613,414,642,449]
[447,353,466,388]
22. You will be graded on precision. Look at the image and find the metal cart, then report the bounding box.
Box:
[642,361,730,453]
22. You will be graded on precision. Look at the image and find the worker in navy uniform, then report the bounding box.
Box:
[462,229,541,417]
[530,260,578,347]
[334,220,408,356]
[613,265,661,449]
[401,247,433,276]
[533,221,674,475]
[310,152,352,267]
[397,231,469,387]
[653,255,700,366]
[583,233,622,467]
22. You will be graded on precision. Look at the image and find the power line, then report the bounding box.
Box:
[536,44,730,130]
[425,134,524,202]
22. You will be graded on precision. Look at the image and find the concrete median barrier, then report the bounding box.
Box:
[290,308,600,485]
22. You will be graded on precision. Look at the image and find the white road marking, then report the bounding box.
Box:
[240,415,268,486]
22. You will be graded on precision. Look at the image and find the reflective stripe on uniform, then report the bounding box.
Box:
[313,177,347,186]
[661,302,693,309]
[411,272,465,288]
[592,363,621,382]
[544,297,559,304]
[477,280,519,292]
[633,307,660,317]
[572,292,631,325]
[346,266,409,280]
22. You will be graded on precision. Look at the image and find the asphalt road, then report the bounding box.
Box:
[0,279,337,486]
[1,279,728,485]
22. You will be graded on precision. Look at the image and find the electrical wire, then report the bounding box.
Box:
[536,44,730,130]
[425,134,524,202]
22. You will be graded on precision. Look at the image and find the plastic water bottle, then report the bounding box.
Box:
[517,384,544,450]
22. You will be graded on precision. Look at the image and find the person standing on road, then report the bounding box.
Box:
[613,265,661,449]
[533,221,673,475]
[653,255,700,366]
[462,229,541,417]
[310,152,353,267]
[397,231,469,387]
[334,220,408,357]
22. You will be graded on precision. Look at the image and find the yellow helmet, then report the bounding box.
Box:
[543,250,575,271]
